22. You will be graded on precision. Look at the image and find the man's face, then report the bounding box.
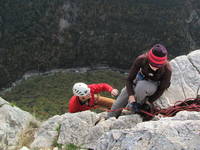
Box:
[149,64,159,71]
[79,94,91,102]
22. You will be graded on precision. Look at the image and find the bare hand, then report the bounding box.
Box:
[128,95,136,103]
[111,89,119,96]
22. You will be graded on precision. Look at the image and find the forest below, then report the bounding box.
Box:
[0,0,200,89]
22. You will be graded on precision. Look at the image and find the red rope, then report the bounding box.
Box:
[146,98,200,117]
[102,98,200,118]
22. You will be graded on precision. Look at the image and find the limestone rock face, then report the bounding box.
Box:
[95,111,200,150]
[0,97,36,150]
[31,111,142,149]
[156,50,200,108]
[31,111,200,150]
[30,115,64,148]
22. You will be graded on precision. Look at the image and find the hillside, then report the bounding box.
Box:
[0,0,200,89]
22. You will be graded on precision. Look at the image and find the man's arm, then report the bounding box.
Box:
[148,64,172,103]
[89,83,114,93]
[126,55,144,97]
[68,96,80,113]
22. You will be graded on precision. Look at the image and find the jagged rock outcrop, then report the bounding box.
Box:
[31,110,200,150]
[95,111,200,150]
[0,97,38,150]
[30,111,142,149]
[155,49,200,108]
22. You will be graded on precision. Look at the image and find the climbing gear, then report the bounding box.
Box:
[136,71,145,80]
[102,97,200,121]
[93,85,200,121]
[72,82,90,96]
[127,102,142,113]
[102,85,200,121]
[150,84,200,117]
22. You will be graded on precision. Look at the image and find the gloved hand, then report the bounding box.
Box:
[127,102,141,113]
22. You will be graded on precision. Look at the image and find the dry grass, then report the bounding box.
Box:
[17,121,40,149]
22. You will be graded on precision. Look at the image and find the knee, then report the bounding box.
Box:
[135,81,157,96]
[135,83,146,94]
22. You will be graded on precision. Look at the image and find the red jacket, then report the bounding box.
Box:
[68,83,113,113]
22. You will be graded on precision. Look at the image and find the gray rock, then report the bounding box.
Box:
[31,111,142,149]
[30,115,64,148]
[0,97,35,150]
[156,49,200,108]
[0,97,9,106]
[96,112,200,150]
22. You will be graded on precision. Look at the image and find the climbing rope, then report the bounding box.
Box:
[101,97,200,120]
[148,97,200,117]
[103,85,200,119]
[150,84,200,117]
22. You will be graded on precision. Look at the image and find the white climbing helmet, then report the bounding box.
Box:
[72,82,90,96]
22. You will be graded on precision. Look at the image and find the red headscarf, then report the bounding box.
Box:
[148,44,168,68]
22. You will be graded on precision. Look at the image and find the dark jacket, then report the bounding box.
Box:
[126,53,172,103]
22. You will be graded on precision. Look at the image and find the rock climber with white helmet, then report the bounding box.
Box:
[68,82,118,113]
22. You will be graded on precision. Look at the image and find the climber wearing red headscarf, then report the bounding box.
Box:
[107,44,172,118]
